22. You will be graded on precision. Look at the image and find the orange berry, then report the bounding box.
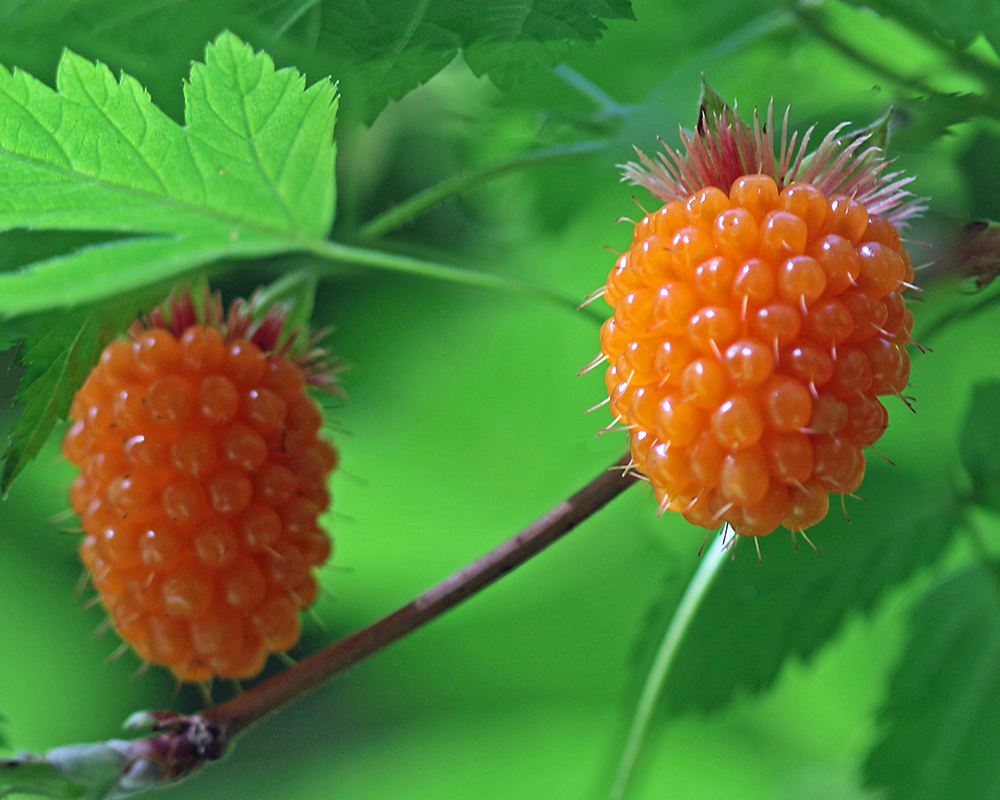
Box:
[65,289,338,681]
[808,234,860,296]
[686,430,725,490]
[599,92,921,540]
[687,305,739,353]
[651,283,699,335]
[760,211,808,262]
[171,429,219,478]
[655,395,705,447]
[802,299,854,346]
[784,480,831,532]
[739,483,791,537]
[601,173,915,539]
[670,226,716,281]
[693,256,739,302]
[193,519,240,568]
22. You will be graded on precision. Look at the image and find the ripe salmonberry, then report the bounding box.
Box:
[64,289,339,682]
[594,87,924,538]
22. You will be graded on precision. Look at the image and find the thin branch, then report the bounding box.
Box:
[204,453,638,739]
[607,526,732,800]
[358,139,611,239]
[553,65,632,118]
[1,455,641,799]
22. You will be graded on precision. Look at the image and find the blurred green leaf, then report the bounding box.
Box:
[0,756,83,799]
[960,380,1000,511]
[0,0,633,126]
[0,30,338,316]
[279,0,635,121]
[648,462,959,715]
[893,92,994,151]
[864,565,1000,800]
[841,0,1000,54]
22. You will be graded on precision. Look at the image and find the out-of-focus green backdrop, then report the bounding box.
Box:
[1,0,998,798]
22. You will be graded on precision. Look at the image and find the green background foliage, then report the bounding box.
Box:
[1,1,999,799]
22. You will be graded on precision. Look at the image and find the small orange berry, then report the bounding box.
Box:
[64,288,339,681]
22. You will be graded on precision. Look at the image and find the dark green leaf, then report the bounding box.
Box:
[892,93,993,152]
[698,75,731,126]
[0,1,633,126]
[281,0,635,121]
[960,380,1000,511]
[864,566,1000,800]
[845,108,892,153]
[0,301,141,495]
[650,462,959,714]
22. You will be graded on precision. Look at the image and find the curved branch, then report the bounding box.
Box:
[2,455,641,799]
[204,453,639,739]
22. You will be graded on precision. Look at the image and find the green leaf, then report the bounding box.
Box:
[1,756,84,799]
[892,93,994,152]
[267,0,635,121]
[648,462,959,715]
[841,0,1000,54]
[697,75,732,127]
[254,0,635,122]
[0,300,141,495]
[960,380,1000,511]
[864,566,1000,800]
[0,1,633,125]
[0,30,338,316]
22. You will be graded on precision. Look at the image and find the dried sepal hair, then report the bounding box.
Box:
[620,79,926,227]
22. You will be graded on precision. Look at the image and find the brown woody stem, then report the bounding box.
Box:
[203,453,638,740]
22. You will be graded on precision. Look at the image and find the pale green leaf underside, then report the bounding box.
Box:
[0,30,338,316]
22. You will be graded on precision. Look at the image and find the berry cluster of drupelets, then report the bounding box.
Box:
[599,176,913,537]
[63,294,337,682]
[593,92,922,539]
